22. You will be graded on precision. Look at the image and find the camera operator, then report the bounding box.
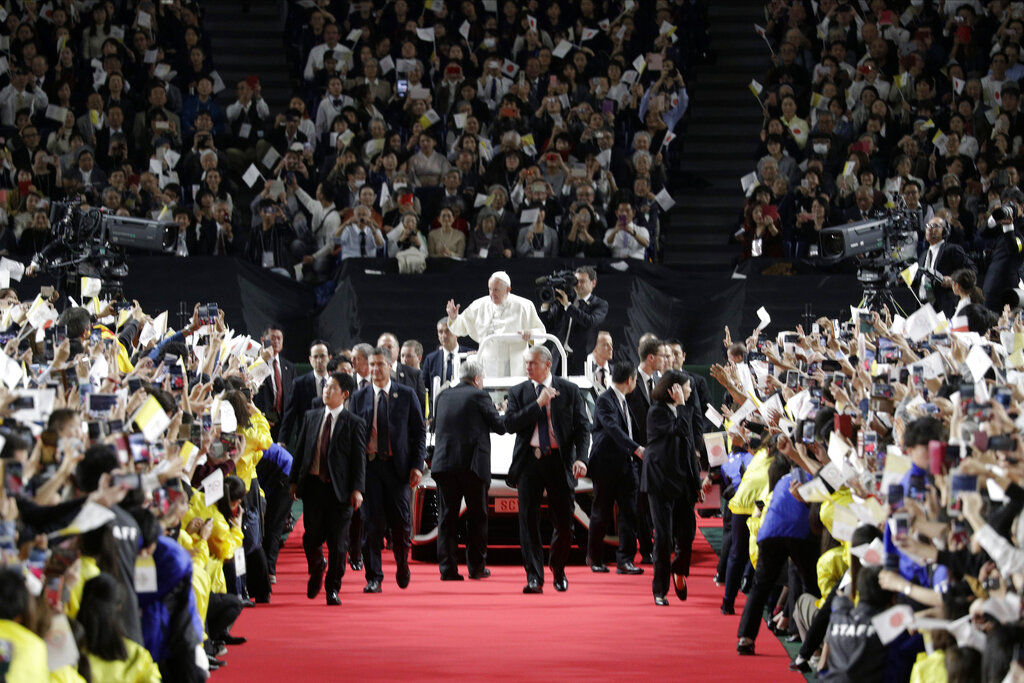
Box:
[981,189,1024,310]
[540,266,608,375]
[911,216,976,316]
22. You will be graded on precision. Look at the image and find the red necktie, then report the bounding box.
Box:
[274,358,283,414]
[317,413,333,482]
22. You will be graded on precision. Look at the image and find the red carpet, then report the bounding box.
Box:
[217,517,802,682]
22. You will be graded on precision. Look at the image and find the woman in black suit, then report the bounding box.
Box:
[642,370,706,606]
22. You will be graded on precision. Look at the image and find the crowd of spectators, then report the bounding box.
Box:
[702,304,1024,680]
[738,0,1024,271]
[255,0,707,276]
[0,292,293,681]
[0,0,707,283]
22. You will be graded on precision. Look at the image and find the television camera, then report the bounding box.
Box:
[816,201,920,311]
[535,270,577,305]
[34,200,177,301]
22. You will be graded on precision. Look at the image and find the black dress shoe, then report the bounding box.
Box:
[440,573,465,581]
[522,579,543,594]
[673,573,687,601]
[720,604,735,615]
[654,594,669,606]
[326,591,341,606]
[639,554,653,565]
[740,576,752,594]
[220,634,247,646]
[616,562,644,575]
[350,558,363,571]
[240,599,256,608]
[553,573,568,592]
[307,561,326,599]
[590,563,610,573]
[785,634,801,643]
[397,564,411,589]
[209,657,226,669]
[363,580,382,593]
[468,568,491,579]
[737,641,755,656]
[789,658,812,673]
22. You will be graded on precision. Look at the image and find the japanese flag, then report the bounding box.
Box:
[501,59,520,78]
[703,432,729,467]
[871,605,915,645]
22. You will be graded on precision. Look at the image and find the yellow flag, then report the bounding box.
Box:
[899,262,918,287]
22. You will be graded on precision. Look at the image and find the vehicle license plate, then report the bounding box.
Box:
[494,497,519,513]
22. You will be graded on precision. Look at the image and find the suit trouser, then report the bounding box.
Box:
[434,470,488,576]
[737,536,820,642]
[723,512,750,609]
[587,462,639,567]
[349,506,363,563]
[632,459,654,556]
[300,476,354,594]
[362,457,411,583]
[716,498,733,578]
[517,452,574,585]
[647,489,696,597]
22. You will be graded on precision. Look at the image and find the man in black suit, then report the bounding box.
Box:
[626,336,664,564]
[422,318,473,414]
[586,361,644,575]
[377,332,426,412]
[912,216,976,317]
[504,345,590,594]
[288,372,365,606]
[540,266,609,375]
[349,346,426,593]
[669,338,712,465]
[280,340,331,450]
[431,359,506,580]
[253,325,294,442]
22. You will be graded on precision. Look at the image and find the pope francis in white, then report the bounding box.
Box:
[445,271,545,376]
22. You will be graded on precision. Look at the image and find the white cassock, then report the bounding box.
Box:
[448,293,545,376]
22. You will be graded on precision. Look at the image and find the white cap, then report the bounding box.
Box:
[490,271,511,288]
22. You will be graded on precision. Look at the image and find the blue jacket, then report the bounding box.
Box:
[138,536,203,663]
[883,463,949,590]
[758,472,811,542]
[721,449,753,493]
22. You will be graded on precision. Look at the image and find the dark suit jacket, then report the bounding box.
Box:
[432,382,506,483]
[391,363,426,414]
[641,400,700,502]
[421,345,473,396]
[626,370,656,445]
[683,370,711,457]
[588,387,641,480]
[289,407,366,504]
[280,371,325,449]
[254,355,295,424]
[912,241,976,317]
[503,377,590,491]
[541,294,609,374]
[349,381,426,475]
